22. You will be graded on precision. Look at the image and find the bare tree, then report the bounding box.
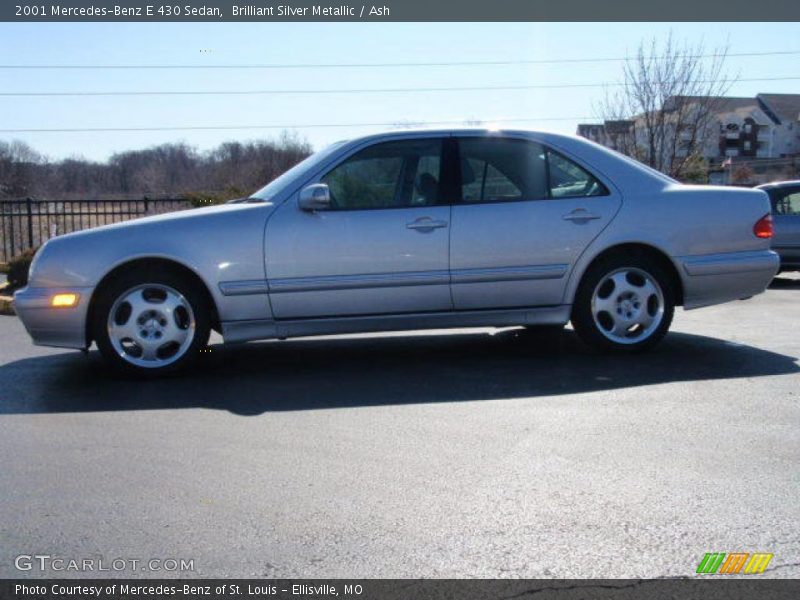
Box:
[0,140,44,197]
[0,131,312,200]
[599,34,735,179]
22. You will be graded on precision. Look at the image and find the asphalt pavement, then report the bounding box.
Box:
[0,276,798,578]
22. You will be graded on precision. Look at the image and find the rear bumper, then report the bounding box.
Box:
[13,286,93,349]
[679,250,779,309]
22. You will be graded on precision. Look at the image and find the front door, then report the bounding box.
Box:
[265,137,453,319]
[449,135,622,310]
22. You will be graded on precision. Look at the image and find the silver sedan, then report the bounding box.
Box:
[15,129,779,374]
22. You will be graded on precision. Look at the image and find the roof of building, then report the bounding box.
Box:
[664,95,757,113]
[757,94,800,124]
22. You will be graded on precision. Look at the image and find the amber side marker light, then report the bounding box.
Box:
[51,293,79,308]
[753,213,774,239]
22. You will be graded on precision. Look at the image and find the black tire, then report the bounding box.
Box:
[571,253,675,353]
[92,265,212,375]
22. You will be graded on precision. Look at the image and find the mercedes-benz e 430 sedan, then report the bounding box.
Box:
[15,129,779,374]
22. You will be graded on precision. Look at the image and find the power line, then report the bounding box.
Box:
[3,76,799,98]
[0,116,593,134]
[1,50,799,70]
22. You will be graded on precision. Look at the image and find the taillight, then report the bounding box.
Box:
[753,213,773,239]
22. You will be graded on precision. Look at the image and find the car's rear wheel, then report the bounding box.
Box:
[571,254,674,352]
[92,266,211,374]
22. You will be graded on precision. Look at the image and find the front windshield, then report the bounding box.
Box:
[249,141,349,201]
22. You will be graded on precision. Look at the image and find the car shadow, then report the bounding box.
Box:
[1,327,797,415]
[770,275,800,289]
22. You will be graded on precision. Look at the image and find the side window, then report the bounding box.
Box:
[775,191,800,216]
[410,153,442,206]
[322,139,442,210]
[459,138,546,203]
[546,150,608,198]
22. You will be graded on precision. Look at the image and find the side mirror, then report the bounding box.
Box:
[298,183,331,211]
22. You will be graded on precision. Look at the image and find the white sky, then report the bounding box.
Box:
[1,22,799,161]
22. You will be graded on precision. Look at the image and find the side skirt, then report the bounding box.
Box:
[221,305,571,344]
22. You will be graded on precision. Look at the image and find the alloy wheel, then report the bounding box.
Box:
[590,267,665,345]
[107,284,196,368]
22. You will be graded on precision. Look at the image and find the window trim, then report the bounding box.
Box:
[315,137,450,212]
[453,136,610,207]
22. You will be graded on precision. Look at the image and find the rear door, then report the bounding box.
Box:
[449,135,622,310]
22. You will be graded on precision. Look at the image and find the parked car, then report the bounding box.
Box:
[756,180,800,271]
[15,129,779,374]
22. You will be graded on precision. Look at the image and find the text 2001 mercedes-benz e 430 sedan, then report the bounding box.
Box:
[15,130,779,374]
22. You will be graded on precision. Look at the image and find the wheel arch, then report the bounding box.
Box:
[568,242,685,307]
[86,257,220,346]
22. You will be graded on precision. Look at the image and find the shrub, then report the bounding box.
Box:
[184,187,247,208]
[7,247,39,289]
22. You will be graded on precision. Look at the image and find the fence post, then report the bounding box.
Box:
[143,196,150,215]
[26,197,34,250]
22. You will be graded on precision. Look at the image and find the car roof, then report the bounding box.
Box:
[756,180,800,190]
[342,127,585,144]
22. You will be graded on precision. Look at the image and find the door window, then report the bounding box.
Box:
[410,153,442,206]
[322,139,442,210]
[546,150,608,198]
[459,138,546,203]
[457,137,608,203]
[774,191,800,215]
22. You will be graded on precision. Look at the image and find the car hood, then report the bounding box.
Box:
[53,201,276,241]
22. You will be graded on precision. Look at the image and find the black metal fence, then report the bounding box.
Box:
[0,197,191,264]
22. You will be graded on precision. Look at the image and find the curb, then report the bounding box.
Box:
[0,295,14,316]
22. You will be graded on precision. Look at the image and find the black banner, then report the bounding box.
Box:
[4,0,800,22]
[2,580,800,600]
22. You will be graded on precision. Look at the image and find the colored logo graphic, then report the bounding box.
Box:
[696,552,773,574]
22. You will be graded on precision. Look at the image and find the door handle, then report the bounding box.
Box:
[406,217,448,232]
[563,209,601,222]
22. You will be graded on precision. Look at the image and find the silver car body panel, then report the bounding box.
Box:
[221,305,572,345]
[15,128,779,350]
[13,286,93,349]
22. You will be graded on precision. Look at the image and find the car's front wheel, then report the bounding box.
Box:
[92,266,211,374]
[571,254,675,352]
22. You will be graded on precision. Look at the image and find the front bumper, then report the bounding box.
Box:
[679,250,779,309]
[13,286,94,349]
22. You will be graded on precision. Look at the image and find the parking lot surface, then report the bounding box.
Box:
[0,276,798,578]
